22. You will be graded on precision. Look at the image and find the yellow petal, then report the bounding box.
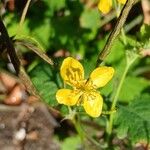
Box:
[98,0,112,14]
[83,92,103,117]
[117,0,126,4]
[90,66,114,88]
[60,57,84,86]
[56,89,81,106]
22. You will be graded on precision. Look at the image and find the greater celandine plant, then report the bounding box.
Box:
[55,0,142,147]
[4,0,148,148]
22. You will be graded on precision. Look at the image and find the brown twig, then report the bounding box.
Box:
[96,0,138,66]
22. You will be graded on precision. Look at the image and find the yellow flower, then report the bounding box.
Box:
[56,57,114,117]
[98,0,127,14]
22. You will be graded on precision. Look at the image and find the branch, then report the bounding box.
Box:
[96,0,138,66]
[0,18,40,98]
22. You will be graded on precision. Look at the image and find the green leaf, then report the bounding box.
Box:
[119,76,150,103]
[49,0,66,13]
[101,76,149,103]
[105,39,125,65]
[115,95,150,143]
[4,14,30,36]
[29,63,62,106]
[30,19,52,49]
[80,8,100,30]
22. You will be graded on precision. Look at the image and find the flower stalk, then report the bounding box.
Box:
[72,115,84,141]
[107,64,129,135]
[107,50,139,136]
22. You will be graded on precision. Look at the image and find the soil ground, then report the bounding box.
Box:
[0,103,60,150]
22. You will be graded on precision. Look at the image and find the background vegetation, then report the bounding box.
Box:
[0,0,150,149]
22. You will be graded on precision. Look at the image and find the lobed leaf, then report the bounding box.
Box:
[119,76,150,103]
[115,95,150,143]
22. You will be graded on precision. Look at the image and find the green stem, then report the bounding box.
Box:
[114,0,127,45]
[72,113,102,149]
[15,0,31,38]
[121,28,127,45]
[111,65,129,110]
[107,64,129,135]
[116,2,127,45]
[67,106,84,141]
[113,0,118,15]
[107,49,139,136]
[72,115,84,141]
[85,133,103,149]
[68,108,102,147]
[102,109,116,115]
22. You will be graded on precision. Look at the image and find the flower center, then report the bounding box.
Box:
[76,79,95,92]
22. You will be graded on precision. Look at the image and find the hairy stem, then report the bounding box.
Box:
[72,115,84,141]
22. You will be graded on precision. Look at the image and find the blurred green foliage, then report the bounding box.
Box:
[4,0,101,57]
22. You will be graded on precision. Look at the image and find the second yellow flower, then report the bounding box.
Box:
[98,0,127,14]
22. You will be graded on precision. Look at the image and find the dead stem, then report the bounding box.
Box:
[96,0,138,66]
